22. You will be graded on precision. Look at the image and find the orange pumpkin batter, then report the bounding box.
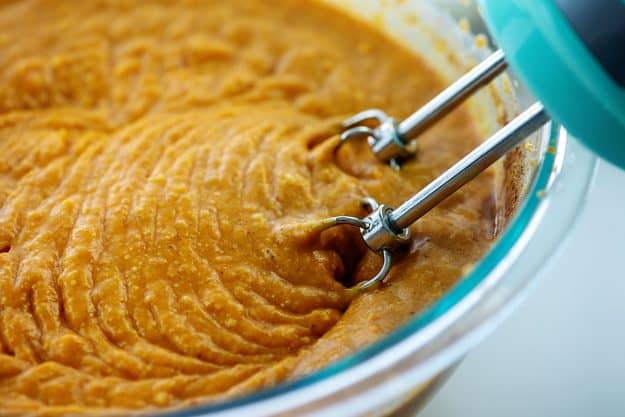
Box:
[0,0,496,415]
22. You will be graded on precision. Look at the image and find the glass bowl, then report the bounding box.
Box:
[158,1,597,416]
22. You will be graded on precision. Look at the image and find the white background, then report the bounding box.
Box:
[420,160,625,417]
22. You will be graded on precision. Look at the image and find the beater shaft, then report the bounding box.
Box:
[397,49,508,140]
[391,102,548,230]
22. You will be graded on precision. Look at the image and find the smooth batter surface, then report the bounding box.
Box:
[0,0,496,415]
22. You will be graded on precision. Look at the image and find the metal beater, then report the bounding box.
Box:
[326,49,550,292]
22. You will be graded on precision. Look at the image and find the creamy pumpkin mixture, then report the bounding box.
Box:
[0,0,497,415]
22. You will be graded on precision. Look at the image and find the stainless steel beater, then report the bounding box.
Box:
[326,49,550,292]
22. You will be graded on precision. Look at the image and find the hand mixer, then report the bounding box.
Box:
[323,0,625,291]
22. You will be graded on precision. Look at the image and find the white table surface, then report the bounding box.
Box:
[419,160,625,417]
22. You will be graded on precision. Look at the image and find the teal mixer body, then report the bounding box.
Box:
[478,0,625,168]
